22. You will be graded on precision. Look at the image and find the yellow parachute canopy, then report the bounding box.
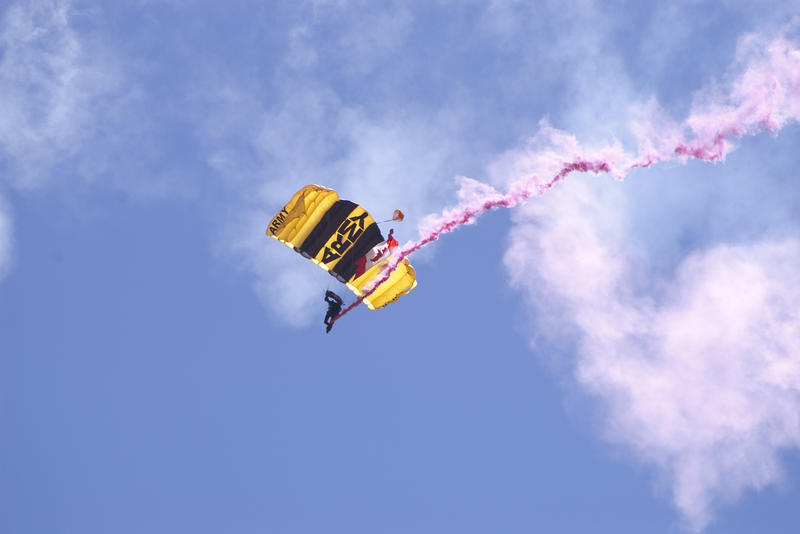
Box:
[267,185,417,310]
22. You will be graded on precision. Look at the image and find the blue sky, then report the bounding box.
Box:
[2,1,800,533]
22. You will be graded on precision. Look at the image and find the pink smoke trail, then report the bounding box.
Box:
[332,34,800,324]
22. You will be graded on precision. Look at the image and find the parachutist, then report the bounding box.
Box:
[267,185,417,313]
[324,290,343,333]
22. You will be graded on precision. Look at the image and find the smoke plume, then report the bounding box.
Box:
[334,31,800,531]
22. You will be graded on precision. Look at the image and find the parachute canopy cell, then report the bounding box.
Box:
[267,185,417,310]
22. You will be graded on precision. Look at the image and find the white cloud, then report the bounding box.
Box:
[224,210,333,328]
[200,3,799,346]
[204,56,486,323]
[0,0,120,189]
[485,29,800,528]
[288,0,413,78]
[504,174,800,531]
[208,0,649,326]
[1,6,798,523]
[0,0,127,284]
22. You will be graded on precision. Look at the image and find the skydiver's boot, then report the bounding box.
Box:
[326,323,333,333]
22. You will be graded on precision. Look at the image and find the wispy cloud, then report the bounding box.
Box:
[1,1,798,527]
[493,28,800,532]
[226,209,330,327]
[204,2,491,324]
[209,0,650,325]
[505,177,800,531]
[0,0,120,189]
[210,83,474,325]
[212,3,800,336]
[0,0,129,284]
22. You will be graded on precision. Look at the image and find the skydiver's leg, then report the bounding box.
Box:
[324,310,338,333]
